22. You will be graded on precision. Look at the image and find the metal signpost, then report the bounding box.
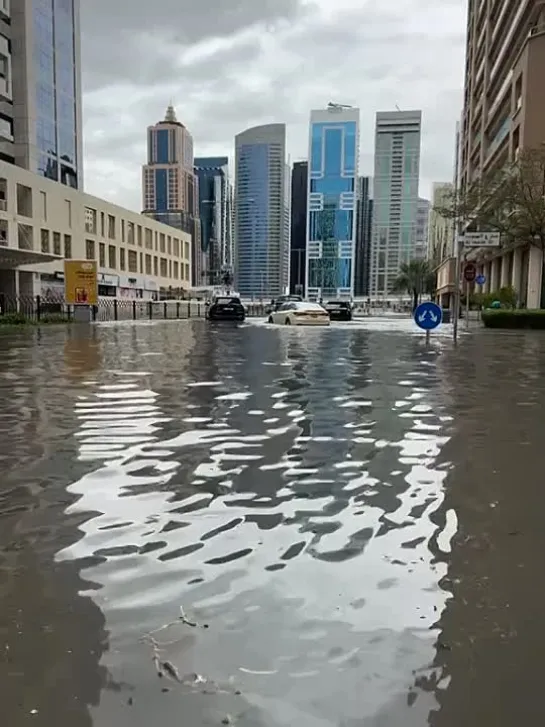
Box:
[453,232,500,342]
[414,301,442,343]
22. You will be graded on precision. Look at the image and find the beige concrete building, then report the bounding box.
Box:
[0,162,191,300]
[438,0,545,307]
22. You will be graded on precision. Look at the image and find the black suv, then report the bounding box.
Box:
[206,296,245,322]
[324,300,352,321]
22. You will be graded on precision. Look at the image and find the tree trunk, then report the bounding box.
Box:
[412,290,418,312]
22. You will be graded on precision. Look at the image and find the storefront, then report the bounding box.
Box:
[118,274,158,300]
[98,272,119,297]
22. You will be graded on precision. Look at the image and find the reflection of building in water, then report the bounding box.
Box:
[63,327,102,381]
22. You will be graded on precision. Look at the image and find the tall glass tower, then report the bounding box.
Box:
[235,123,290,299]
[306,106,359,300]
[11,0,83,188]
[369,110,422,296]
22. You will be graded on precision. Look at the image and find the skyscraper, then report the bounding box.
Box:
[142,105,200,284]
[369,110,422,297]
[414,197,430,260]
[306,105,359,300]
[354,176,373,297]
[194,157,234,285]
[289,161,307,295]
[9,0,83,187]
[234,123,290,299]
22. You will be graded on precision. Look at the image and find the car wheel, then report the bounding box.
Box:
[268,316,273,323]
[285,318,291,325]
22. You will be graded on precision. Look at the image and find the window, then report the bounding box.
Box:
[119,248,126,270]
[173,261,178,278]
[41,229,49,253]
[85,239,95,260]
[100,212,105,236]
[0,54,7,79]
[153,256,158,276]
[137,225,142,246]
[184,241,189,259]
[145,228,153,249]
[53,231,61,255]
[121,219,125,242]
[160,233,165,252]
[127,222,134,244]
[108,244,116,268]
[173,239,179,256]
[108,215,115,239]
[145,254,152,274]
[39,191,47,220]
[128,249,137,272]
[167,236,172,255]
[84,207,96,234]
[99,242,105,267]
[139,252,143,273]
[160,258,167,277]
[64,234,72,258]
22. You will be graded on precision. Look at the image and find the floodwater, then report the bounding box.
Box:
[0,318,543,726]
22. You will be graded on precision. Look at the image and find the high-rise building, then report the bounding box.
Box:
[289,161,307,295]
[458,1,545,306]
[306,106,359,300]
[414,197,430,260]
[369,110,422,297]
[8,0,83,188]
[194,157,234,286]
[354,176,373,297]
[142,105,201,284]
[430,182,456,308]
[234,123,290,299]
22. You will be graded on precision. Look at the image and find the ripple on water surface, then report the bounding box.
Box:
[55,324,456,725]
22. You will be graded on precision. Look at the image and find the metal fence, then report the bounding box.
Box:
[0,295,268,322]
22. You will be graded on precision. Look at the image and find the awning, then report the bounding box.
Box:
[0,246,61,269]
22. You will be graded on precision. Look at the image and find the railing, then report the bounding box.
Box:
[0,295,268,322]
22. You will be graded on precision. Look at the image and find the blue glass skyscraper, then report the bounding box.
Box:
[306,106,359,300]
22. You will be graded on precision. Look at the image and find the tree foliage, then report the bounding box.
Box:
[434,147,545,251]
[392,259,436,310]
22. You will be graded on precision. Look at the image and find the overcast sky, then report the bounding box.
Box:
[80,0,466,211]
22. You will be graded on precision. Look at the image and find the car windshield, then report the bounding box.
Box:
[295,302,323,310]
[326,301,348,308]
[215,297,239,304]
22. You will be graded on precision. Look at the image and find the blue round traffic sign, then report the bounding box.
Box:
[414,301,442,330]
[475,274,486,285]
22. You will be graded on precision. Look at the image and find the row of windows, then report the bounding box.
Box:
[84,239,190,281]
[84,206,189,259]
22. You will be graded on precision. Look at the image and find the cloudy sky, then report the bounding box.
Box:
[80,0,466,211]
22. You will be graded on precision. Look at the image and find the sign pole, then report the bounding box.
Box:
[465,275,470,329]
[453,234,462,344]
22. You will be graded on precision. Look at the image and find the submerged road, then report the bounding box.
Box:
[0,318,542,725]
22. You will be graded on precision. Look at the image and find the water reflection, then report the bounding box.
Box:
[44,321,453,725]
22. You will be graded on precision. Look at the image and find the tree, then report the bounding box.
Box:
[392,259,436,312]
[434,147,545,253]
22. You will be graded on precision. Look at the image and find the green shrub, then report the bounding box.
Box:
[0,312,31,325]
[39,313,70,324]
[481,309,545,329]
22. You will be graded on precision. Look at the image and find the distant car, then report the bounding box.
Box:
[206,295,245,322]
[324,300,352,321]
[268,301,330,326]
[266,294,304,314]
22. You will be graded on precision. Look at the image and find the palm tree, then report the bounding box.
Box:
[392,259,436,312]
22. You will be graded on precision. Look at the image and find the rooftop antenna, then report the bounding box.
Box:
[328,101,353,109]
[395,104,401,111]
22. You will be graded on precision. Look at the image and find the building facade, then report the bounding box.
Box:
[142,105,201,284]
[452,0,545,307]
[306,106,359,300]
[234,123,290,299]
[289,160,307,295]
[0,161,191,300]
[8,0,83,188]
[369,110,422,297]
[354,176,373,297]
[194,157,234,286]
[414,197,430,260]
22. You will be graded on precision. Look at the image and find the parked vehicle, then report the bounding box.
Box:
[266,294,304,314]
[206,295,245,322]
[268,301,330,326]
[324,300,352,321]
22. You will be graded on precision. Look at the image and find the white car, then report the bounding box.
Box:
[268,301,330,326]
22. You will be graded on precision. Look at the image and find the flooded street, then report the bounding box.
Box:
[0,319,543,726]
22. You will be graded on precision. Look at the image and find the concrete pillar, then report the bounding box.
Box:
[500,252,510,287]
[482,262,490,293]
[490,258,500,291]
[526,245,542,308]
[512,247,522,298]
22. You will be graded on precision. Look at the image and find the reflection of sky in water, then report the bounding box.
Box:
[57,326,457,725]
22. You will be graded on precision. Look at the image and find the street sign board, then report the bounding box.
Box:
[64,260,98,305]
[459,232,500,248]
[463,262,477,282]
[476,274,486,285]
[414,301,442,330]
